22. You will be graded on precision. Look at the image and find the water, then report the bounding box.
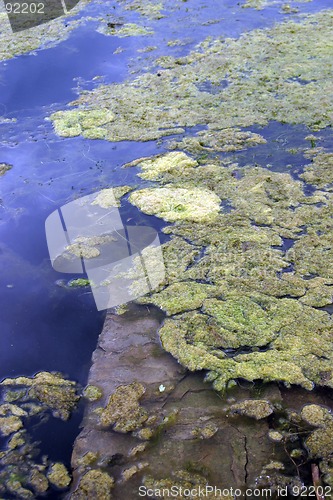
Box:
[0,0,332,496]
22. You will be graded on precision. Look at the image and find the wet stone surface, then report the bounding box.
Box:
[70,304,285,499]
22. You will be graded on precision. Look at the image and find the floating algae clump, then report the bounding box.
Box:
[83,385,103,402]
[1,371,79,420]
[229,399,274,420]
[0,372,78,498]
[65,234,117,260]
[0,2,90,63]
[0,415,23,436]
[129,187,221,222]
[122,146,333,393]
[0,163,12,176]
[50,108,114,139]
[50,10,333,141]
[72,469,114,500]
[136,151,198,181]
[47,463,71,489]
[300,151,333,190]
[169,128,267,154]
[92,186,133,208]
[100,382,148,432]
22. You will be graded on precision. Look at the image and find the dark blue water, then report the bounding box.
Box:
[0,0,332,496]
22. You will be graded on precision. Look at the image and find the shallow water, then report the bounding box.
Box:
[0,0,332,497]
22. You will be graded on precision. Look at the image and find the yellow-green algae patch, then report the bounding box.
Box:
[228,399,274,420]
[92,186,133,208]
[65,234,117,260]
[99,382,148,432]
[71,469,114,500]
[1,371,79,420]
[169,128,267,154]
[118,0,165,20]
[51,10,333,141]
[300,151,333,190]
[136,151,198,181]
[123,147,333,392]
[49,108,114,139]
[0,163,12,176]
[47,463,71,489]
[0,372,79,498]
[129,186,221,222]
[300,404,333,486]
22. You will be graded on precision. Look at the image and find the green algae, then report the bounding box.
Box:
[83,384,103,401]
[120,146,333,393]
[135,151,198,181]
[0,372,79,498]
[92,186,133,208]
[51,10,333,141]
[0,163,12,177]
[47,463,71,489]
[228,399,274,420]
[49,108,114,139]
[65,234,117,260]
[0,2,90,64]
[72,469,114,499]
[1,371,79,420]
[129,186,221,222]
[0,416,23,436]
[69,278,91,288]
[118,0,165,20]
[139,281,214,315]
[169,128,267,154]
[300,151,333,190]
[100,382,148,432]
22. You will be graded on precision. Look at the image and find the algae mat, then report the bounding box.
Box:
[49,9,333,392]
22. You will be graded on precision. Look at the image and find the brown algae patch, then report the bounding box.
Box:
[50,10,333,141]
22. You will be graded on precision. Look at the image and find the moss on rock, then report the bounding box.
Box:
[229,399,274,420]
[72,469,114,499]
[100,382,148,432]
[47,463,71,489]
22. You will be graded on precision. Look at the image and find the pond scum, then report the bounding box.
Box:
[1,2,333,498]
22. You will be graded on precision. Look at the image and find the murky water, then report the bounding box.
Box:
[0,0,332,497]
